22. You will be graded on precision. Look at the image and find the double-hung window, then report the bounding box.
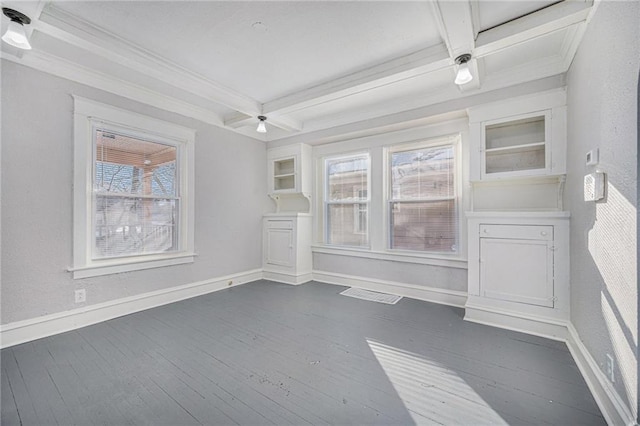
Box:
[94,130,179,258]
[388,142,457,253]
[324,153,370,247]
[72,97,195,278]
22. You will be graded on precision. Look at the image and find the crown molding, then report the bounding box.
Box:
[36,4,261,116]
[474,0,592,58]
[1,49,224,128]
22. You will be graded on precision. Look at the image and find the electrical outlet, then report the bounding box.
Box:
[75,289,86,303]
[606,354,615,383]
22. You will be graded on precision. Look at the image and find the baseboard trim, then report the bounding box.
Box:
[263,270,313,285]
[566,323,636,426]
[312,270,467,308]
[0,269,263,349]
[464,302,568,341]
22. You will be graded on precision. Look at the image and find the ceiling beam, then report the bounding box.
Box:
[431,0,480,91]
[262,44,451,116]
[474,1,592,57]
[224,113,254,129]
[34,4,261,116]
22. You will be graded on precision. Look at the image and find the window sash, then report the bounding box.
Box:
[388,142,457,253]
[324,153,370,247]
[91,125,182,259]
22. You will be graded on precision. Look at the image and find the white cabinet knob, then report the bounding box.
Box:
[541,231,547,236]
[483,229,488,234]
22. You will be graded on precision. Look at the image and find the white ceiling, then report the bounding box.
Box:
[1,1,594,144]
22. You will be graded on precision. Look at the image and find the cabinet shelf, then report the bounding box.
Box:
[274,173,295,178]
[485,142,545,153]
[274,158,295,176]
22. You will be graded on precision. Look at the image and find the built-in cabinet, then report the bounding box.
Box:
[466,212,570,339]
[263,213,312,285]
[469,89,567,182]
[465,89,570,340]
[264,143,313,285]
[267,143,312,196]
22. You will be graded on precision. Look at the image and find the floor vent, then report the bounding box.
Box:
[339,287,402,305]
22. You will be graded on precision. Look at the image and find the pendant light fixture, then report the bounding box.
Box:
[256,115,267,133]
[454,54,473,85]
[2,8,32,50]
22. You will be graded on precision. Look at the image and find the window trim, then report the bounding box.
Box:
[323,152,371,248]
[384,136,461,255]
[70,96,196,279]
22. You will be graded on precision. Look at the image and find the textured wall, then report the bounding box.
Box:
[1,61,270,324]
[565,1,639,417]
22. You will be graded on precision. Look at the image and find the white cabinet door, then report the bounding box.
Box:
[265,226,294,267]
[480,237,554,307]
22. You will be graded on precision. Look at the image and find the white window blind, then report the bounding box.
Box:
[325,154,369,247]
[94,129,179,259]
[389,144,457,253]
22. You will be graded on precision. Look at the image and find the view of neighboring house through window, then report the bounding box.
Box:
[324,153,369,246]
[94,129,179,258]
[389,143,457,253]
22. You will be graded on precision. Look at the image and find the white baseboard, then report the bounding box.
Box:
[566,323,636,426]
[0,269,263,349]
[263,270,313,285]
[312,270,467,308]
[464,302,568,341]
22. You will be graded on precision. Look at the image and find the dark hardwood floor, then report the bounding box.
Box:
[1,280,605,425]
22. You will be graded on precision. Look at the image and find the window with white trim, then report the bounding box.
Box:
[72,97,195,278]
[324,153,370,247]
[388,142,457,253]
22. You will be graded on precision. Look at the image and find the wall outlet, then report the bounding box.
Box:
[606,354,615,383]
[75,289,86,303]
[586,148,599,166]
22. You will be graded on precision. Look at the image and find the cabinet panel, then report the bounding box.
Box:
[480,237,553,307]
[265,228,293,267]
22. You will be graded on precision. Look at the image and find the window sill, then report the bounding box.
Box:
[311,245,467,269]
[69,252,196,279]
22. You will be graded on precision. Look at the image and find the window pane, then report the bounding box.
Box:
[327,156,368,201]
[95,196,178,258]
[95,130,177,197]
[94,129,179,259]
[391,146,454,200]
[327,204,368,246]
[390,200,457,252]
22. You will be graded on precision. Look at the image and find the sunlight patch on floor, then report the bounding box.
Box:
[367,339,507,425]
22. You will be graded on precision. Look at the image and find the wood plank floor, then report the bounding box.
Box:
[1,280,605,425]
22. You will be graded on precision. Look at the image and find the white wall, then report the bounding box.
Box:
[1,60,270,325]
[565,1,639,419]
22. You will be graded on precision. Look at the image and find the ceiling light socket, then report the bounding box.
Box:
[2,8,31,25]
[455,53,472,65]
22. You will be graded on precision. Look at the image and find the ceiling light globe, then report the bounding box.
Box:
[454,62,473,85]
[256,120,267,133]
[2,20,31,49]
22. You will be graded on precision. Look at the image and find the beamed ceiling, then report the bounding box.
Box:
[1,1,594,144]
